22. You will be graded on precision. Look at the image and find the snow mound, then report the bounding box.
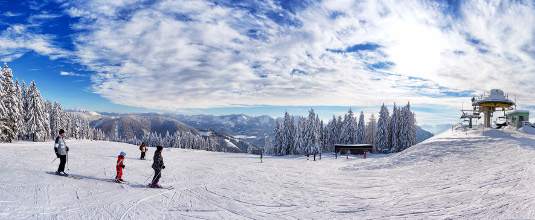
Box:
[520,125,535,135]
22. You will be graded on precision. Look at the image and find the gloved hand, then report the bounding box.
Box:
[54,147,58,153]
[56,153,60,158]
[161,165,165,169]
[66,147,69,152]
[120,165,125,168]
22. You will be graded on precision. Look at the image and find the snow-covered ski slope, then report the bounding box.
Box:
[3,126,535,219]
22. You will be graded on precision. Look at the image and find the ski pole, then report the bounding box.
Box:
[67,151,69,171]
[146,170,163,185]
[52,157,58,163]
[144,171,155,184]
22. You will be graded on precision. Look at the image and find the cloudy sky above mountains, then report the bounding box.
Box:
[1,0,535,124]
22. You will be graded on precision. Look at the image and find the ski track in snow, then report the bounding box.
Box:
[3,128,535,218]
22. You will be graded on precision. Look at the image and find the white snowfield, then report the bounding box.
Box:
[2,126,535,219]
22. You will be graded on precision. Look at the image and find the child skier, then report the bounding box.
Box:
[151,146,165,188]
[115,151,126,183]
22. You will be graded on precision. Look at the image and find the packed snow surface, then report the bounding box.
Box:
[3,127,535,219]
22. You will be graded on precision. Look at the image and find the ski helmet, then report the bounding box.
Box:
[120,151,126,156]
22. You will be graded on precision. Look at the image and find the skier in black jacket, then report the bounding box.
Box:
[150,146,165,188]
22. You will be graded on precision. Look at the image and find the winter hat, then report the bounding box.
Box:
[157,146,163,151]
[59,129,65,134]
[120,151,126,156]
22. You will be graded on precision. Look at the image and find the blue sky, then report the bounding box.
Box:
[1,0,535,125]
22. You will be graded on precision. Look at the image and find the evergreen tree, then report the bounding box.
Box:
[399,102,418,151]
[163,131,172,147]
[390,104,401,152]
[342,109,357,144]
[326,115,337,152]
[357,111,366,144]
[306,109,318,154]
[282,111,295,155]
[51,101,64,139]
[336,115,343,144]
[25,81,47,141]
[365,113,377,147]
[295,116,307,155]
[314,114,322,154]
[1,62,20,142]
[263,137,273,155]
[273,121,282,156]
[375,104,389,153]
[0,66,7,142]
[14,79,24,140]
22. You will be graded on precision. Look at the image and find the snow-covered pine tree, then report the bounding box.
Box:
[399,105,409,151]
[336,115,343,144]
[365,113,377,147]
[14,78,24,141]
[42,100,51,140]
[0,67,7,142]
[273,120,282,156]
[326,115,337,152]
[295,116,307,155]
[314,114,322,154]
[399,102,417,151]
[342,109,357,144]
[263,137,273,155]
[1,62,20,142]
[25,81,47,141]
[173,131,182,148]
[375,104,389,153]
[357,111,366,144]
[163,131,172,147]
[322,123,327,152]
[306,109,317,155]
[51,101,64,139]
[282,111,295,155]
[390,104,401,152]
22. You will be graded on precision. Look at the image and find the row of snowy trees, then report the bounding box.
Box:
[0,62,106,142]
[375,103,418,153]
[267,103,416,155]
[121,130,254,153]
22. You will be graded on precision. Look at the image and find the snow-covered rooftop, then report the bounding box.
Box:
[473,89,515,106]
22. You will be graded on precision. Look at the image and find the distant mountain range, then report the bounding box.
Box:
[417,126,434,143]
[140,113,275,147]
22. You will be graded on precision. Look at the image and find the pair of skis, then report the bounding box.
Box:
[148,184,174,190]
[47,171,172,189]
[46,171,83,180]
[111,179,173,189]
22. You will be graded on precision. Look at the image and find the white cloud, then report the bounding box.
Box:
[59,0,535,113]
[60,71,83,76]
[0,24,69,61]
[3,11,22,17]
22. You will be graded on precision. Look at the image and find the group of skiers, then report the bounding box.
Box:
[53,129,166,188]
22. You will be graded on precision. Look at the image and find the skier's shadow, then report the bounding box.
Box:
[66,174,116,182]
[129,184,153,188]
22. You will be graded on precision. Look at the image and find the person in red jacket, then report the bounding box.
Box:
[115,151,126,183]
